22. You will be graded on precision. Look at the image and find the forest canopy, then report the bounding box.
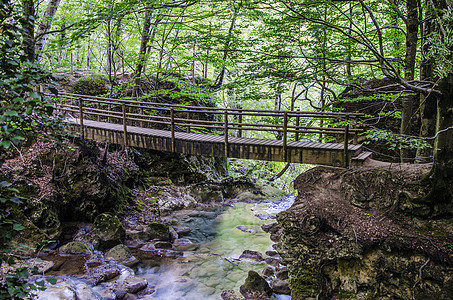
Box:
[1,0,453,197]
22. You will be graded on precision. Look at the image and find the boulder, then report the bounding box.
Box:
[35,278,101,300]
[270,279,291,295]
[239,270,273,300]
[105,244,138,267]
[58,242,93,255]
[78,213,126,250]
[145,222,171,241]
[239,250,264,262]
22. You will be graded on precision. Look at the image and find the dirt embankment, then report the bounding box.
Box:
[274,164,453,299]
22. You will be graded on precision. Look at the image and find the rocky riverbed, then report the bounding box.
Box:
[1,140,291,299]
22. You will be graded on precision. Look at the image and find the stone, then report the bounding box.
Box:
[36,278,101,300]
[145,222,171,241]
[265,250,278,257]
[236,225,254,233]
[81,263,121,286]
[239,270,273,300]
[137,245,183,259]
[276,268,289,280]
[35,279,77,300]
[239,250,264,261]
[172,239,198,251]
[220,289,241,300]
[254,213,276,220]
[88,213,126,250]
[270,279,291,295]
[105,244,139,267]
[172,226,192,236]
[262,266,275,278]
[58,242,93,255]
[265,257,281,268]
[154,241,172,249]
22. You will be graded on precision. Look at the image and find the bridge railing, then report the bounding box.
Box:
[51,92,363,164]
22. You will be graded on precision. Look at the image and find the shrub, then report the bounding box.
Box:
[71,74,109,96]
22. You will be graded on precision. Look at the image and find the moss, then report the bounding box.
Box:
[290,269,320,299]
[59,241,93,255]
[71,74,109,96]
[145,222,171,241]
[339,289,357,299]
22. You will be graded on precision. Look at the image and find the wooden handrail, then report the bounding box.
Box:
[53,92,363,162]
[51,92,364,118]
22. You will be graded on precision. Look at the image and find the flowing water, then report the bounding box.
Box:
[134,196,295,300]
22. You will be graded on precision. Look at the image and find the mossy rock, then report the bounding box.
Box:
[71,74,109,96]
[145,222,171,241]
[91,213,125,249]
[59,241,93,255]
[239,270,273,299]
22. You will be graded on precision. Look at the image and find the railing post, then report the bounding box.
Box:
[186,111,190,133]
[78,98,84,139]
[238,112,242,138]
[295,114,300,142]
[283,112,288,162]
[171,108,175,152]
[122,103,128,146]
[344,124,350,168]
[140,107,144,128]
[97,102,100,122]
[353,116,358,145]
[224,111,229,157]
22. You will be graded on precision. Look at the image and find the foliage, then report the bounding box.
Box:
[71,74,109,96]
[426,7,453,78]
[0,1,59,298]
[228,159,311,193]
[363,129,432,151]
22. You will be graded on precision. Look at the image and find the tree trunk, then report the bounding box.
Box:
[400,0,419,162]
[424,0,453,207]
[35,0,61,62]
[214,6,238,88]
[21,0,35,62]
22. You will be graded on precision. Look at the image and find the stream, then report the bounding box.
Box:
[134,195,295,299]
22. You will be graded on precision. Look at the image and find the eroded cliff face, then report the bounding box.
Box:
[275,165,453,299]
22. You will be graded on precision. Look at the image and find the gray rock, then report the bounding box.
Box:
[270,279,291,294]
[36,278,101,300]
[276,268,289,280]
[265,250,278,257]
[236,225,254,233]
[262,266,275,278]
[239,270,273,300]
[58,242,93,255]
[172,238,198,251]
[145,222,171,241]
[221,289,241,300]
[239,250,264,261]
[154,241,172,249]
[265,257,282,267]
[172,226,192,236]
[105,244,139,267]
[137,245,183,259]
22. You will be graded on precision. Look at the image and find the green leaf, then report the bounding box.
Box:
[13,224,25,231]
[46,277,57,285]
[1,140,11,149]
[0,181,12,188]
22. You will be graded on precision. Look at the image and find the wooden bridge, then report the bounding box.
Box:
[53,92,371,167]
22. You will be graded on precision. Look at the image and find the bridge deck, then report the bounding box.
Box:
[68,118,362,166]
